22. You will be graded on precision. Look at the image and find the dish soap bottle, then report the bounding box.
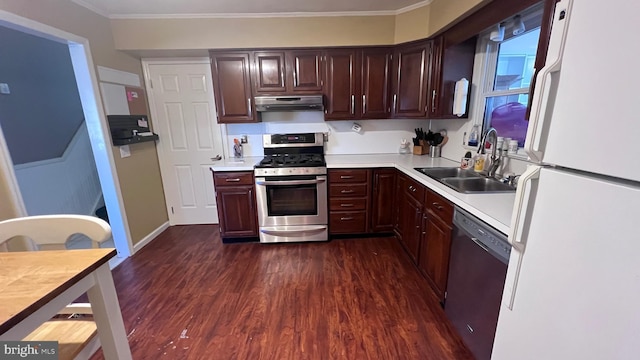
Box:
[468,125,480,147]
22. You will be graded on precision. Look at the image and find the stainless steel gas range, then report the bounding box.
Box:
[254,133,328,243]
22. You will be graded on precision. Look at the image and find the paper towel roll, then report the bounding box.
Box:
[453,78,469,117]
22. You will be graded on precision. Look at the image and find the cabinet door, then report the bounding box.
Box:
[253,51,286,94]
[420,210,453,302]
[215,185,258,238]
[210,52,255,123]
[361,48,392,119]
[394,173,407,237]
[371,169,396,232]
[401,196,422,263]
[392,42,430,118]
[324,49,358,120]
[287,50,324,92]
[428,36,476,119]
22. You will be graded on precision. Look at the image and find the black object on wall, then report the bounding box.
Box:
[107,115,159,146]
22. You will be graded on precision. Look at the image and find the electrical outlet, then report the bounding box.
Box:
[0,83,10,94]
[240,135,248,144]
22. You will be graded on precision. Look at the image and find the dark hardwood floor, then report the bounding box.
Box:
[91,225,472,359]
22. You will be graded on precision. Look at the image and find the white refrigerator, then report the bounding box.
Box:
[492,0,640,359]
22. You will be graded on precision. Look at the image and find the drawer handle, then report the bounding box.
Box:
[408,185,414,191]
[340,204,354,207]
[225,178,241,182]
[432,202,444,210]
[341,189,354,194]
[340,175,354,179]
[340,217,354,221]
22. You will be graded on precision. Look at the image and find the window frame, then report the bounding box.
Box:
[470,5,544,154]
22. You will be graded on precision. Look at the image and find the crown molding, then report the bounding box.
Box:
[70,0,110,18]
[73,0,432,20]
[396,0,433,15]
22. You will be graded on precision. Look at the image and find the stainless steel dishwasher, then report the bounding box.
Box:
[445,207,511,360]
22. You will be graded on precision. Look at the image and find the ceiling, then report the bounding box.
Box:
[72,0,431,18]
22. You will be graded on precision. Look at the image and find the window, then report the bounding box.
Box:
[475,7,543,149]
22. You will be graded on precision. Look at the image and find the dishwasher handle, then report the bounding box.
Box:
[453,207,510,265]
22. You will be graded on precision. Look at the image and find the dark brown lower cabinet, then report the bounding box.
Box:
[371,169,397,232]
[401,194,423,263]
[419,210,453,302]
[213,171,258,239]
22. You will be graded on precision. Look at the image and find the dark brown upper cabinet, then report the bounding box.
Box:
[286,50,324,92]
[210,52,255,123]
[324,49,358,120]
[392,41,431,118]
[428,36,476,119]
[253,51,287,94]
[361,48,393,119]
[324,47,393,121]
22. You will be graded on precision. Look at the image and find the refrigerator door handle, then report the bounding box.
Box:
[509,165,541,250]
[504,165,541,310]
[524,0,574,163]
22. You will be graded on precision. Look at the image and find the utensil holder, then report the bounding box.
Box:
[429,146,441,158]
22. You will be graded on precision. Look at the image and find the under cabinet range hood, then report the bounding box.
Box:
[254,95,324,112]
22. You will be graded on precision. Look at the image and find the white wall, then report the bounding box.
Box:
[224,111,435,156]
[14,122,102,216]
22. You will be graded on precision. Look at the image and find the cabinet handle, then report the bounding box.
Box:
[432,202,444,210]
[340,189,354,194]
[408,185,413,191]
[362,94,366,114]
[225,178,241,182]
[431,90,436,112]
[351,95,355,115]
[340,203,354,207]
[393,94,397,112]
[247,98,252,112]
[340,217,354,221]
[340,175,354,179]
[293,70,298,87]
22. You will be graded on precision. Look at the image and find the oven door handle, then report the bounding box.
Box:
[256,179,326,186]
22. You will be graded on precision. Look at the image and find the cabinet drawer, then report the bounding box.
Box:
[405,176,425,202]
[330,198,367,211]
[329,169,369,183]
[330,184,368,198]
[426,190,454,224]
[330,211,367,234]
[214,172,254,186]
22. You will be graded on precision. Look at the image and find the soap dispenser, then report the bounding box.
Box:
[468,125,480,147]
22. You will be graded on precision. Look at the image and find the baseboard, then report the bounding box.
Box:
[133,221,169,254]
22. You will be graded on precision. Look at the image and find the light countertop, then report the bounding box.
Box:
[211,154,515,235]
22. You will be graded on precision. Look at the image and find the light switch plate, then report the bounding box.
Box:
[0,83,10,94]
[119,145,131,158]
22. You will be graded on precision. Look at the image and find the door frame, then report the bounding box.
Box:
[0,9,134,258]
[141,58,228,225]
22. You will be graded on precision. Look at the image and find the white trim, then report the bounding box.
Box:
[0,119,27,218]
[0,9,134,258]
[396,1,433,15]
[70,0,111,18]
[97,66,141,87]
[133,221,169,253]
[140,57,211,65]
[104,1,432,19]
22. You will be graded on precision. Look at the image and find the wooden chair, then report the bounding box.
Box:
[0,214,113,360]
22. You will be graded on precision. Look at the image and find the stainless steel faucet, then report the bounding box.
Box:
[479,127,501,178]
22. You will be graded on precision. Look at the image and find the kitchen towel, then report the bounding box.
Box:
[453,78,469,117]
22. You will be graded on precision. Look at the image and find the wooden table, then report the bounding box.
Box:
[0,249,132,360]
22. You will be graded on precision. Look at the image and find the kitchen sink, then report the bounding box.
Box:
[414,167,516,193]
[440,177,516,193]
[414,167,482,179]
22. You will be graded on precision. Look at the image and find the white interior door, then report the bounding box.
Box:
[145,61,223,225]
